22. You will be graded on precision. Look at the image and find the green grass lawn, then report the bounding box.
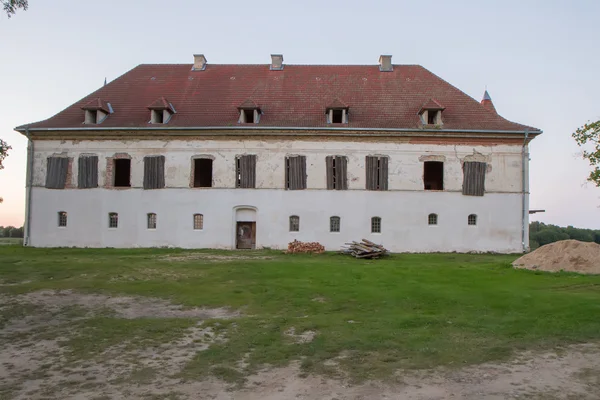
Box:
[1,246,600,382]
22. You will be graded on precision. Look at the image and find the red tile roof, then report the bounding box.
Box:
[17,64,540,133]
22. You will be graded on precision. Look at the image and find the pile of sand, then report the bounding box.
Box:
[513,240,600,275]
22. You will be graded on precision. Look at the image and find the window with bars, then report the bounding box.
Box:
[236,155,257,188]
[326,156,348,190]
[330,216,340,232]
[285,155,307,190]
[193,214,204,230]
[289,215,300,232]
[468,214,477,226]
[108,212,118,228]
[58,212,67,227]
[147,213,157,229]
[365,156,388,191]
[371,216,381,233]
[428,213,438,226]
[143,156,165,190]
[45,156,69,189]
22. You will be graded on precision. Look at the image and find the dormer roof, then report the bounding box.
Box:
[326,98,349,110]
[148,97,175,113]
[237,99,260,110]
[419,98,445,114]
[81,98,111,113]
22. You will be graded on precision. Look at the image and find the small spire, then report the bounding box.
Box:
[104,77,107,86]
[481,89,496,113]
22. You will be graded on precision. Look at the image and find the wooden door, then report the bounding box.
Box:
[236,222,255,249]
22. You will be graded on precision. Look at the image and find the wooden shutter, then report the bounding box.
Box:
[462,161,486,196]
[78,155,98,188]
[238,155,257,188]
[299,155,307,189]
[379,157,389,191]
[45,157,68,189]
[335,156,348,190]
[143,156,165,189]
[326,156,334,190]
[287,156,306,190]
[365,156,374,190]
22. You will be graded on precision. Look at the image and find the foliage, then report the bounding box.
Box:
[0,226,24,238]
[572,120,600,187]
[2,0,27,17]
[2,247,600,382]
[529,221,600,250]
[0,139,10,170]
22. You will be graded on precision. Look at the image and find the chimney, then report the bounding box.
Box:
[379,55,393,72]
[270,54,284,70]
[192,54,207,71]
[481,90,497,113]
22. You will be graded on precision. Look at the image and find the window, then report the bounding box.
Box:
[428,213,438,226]
[85,110,98,124]
[143,156,165,189]
[285,155,307,190]
[462,161,487,196]
[109,213,118,228]
[365,156,388,191]
[371,217,381,233]
[289,215,300,232]
[147,213,157,229]
[326,156,348,190]
[114,159,131,187]
[330,216,340,232]
[468,214,477,226]
[242,109,255,123]
[424,161,444,190]
[427,110,438,125]
[78,155,98,188]
[236,155,257,188]
[45,156,69,189]
[193,159,213,188]
[151,109,164,124]
[332,109,343,123]
[193,214,204,230]
[58,212,67,227]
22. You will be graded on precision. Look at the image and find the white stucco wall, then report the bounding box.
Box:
[27,138,528,252]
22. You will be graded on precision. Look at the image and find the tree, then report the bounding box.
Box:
[573,120,600,187]
[2,0,27,17]
[0,138,10,204]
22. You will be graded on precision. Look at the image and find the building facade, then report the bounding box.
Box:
[17,54,541,252]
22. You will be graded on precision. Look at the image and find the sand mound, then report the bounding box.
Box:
[513,240,600,274]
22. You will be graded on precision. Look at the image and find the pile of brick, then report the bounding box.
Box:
[287,240,325,254]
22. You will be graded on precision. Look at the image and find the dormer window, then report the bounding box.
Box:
[419,98,445,126]
[326,98,349,124]
[81,98,112,125]
[148,97,175,124]
[238,99,261,124]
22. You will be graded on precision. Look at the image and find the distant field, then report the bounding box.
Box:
[0,238,22,245]
[1,247,600,398]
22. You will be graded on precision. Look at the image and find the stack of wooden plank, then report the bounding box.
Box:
[341,239,388,259]
[287,240,325,254]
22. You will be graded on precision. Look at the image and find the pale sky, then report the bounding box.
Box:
[0,0,599,229]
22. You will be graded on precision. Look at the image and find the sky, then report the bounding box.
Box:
[0,0,599,229]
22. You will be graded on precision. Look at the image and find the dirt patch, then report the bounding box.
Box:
[513,240,600,274]
[284,327,317,344]
[17,289,239,319]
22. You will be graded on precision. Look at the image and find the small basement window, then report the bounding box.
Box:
[468,214,477,226]
[371,217,381,233]
[147,213,157,229]
[428,213,438,226]
[289,215,300,232]
[193,214,204,230]
[424,161,444,190]
[58,212,67,227]
[330,216,340,233]
[193,159,213,188]
[114,159,131,187]
[109,213,118,228]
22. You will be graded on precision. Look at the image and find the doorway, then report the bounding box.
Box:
[236,221,256,249]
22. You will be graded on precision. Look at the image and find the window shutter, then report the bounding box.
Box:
[45,157,68,189]
[248,155,256,188]
[379,157,389,191]
[238,155,257,188]
[299,155,307,189]
[78,155,98,188]
[144,156,165,190]
[326,156,334,190]
[336,156,348,190]
[365,156,376,190]
[462,161,486,196]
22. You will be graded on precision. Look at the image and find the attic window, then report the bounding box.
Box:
[148,97,175,124]
[81,98,111,125]
[427,111,438,125]
[326,99,349,124]
[151,110,164,124]
[419,98,445,126]
[243,109,255,123]
[238,100,261,124]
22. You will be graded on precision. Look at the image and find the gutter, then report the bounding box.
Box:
[24,128,34,247]
[521,129,530,253]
